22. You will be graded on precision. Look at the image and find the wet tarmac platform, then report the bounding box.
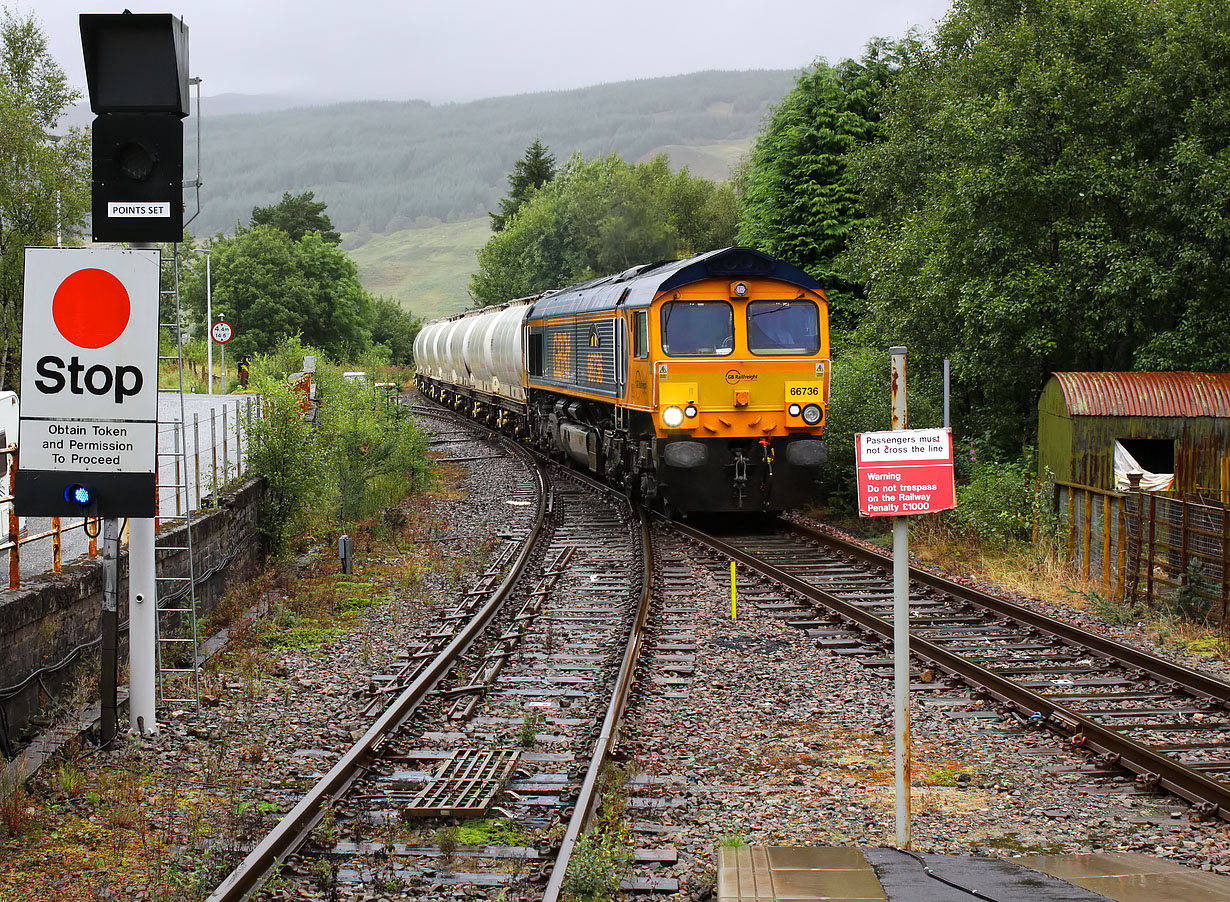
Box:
[717,846,1230,902]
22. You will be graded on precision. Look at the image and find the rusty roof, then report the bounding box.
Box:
[1052,372,1230,418]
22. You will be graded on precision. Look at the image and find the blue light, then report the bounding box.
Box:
[64,484,92,505]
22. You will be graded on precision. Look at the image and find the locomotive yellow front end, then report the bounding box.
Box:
[626,257,831,512]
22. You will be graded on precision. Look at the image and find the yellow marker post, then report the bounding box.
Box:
[730,561,737,619]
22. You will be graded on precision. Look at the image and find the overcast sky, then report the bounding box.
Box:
[23,0,953,104]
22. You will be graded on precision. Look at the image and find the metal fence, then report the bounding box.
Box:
[0,393,257,589]
[1054,480,1230,620]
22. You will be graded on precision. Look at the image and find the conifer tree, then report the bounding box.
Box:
[490,138,556,232]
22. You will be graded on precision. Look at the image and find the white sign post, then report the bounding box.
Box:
[15,247,159,517]
[212,318,232,393]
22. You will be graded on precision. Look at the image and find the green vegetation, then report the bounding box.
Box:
[924,764,975,787]
[452,818,530,847]
[345,218,490,320]
[563,833,633,902]
[517,712,538,747]
[0,9,90,390]
[172,192,422,364]
[562,762,637,900]
[946,455,1036,546]
[251,189,341,244]
[836,0,1230,451]
[244,339,431,558]
[180,225,374,361]
[491,138,556,232]
[738,44,899,336]
[470,153,737,305]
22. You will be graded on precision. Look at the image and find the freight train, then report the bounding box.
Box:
[413,247,830,514]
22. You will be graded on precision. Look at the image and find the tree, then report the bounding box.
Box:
[489,138,556,232]
[0,9,89,390]
[470,153,737,305]
[842,0,1230,450]
[181,225,372,359]
[370,297,421,366]
[251,190,341,244]
[738,44,899,336]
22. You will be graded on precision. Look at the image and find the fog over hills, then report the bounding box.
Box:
[173,70,796,240]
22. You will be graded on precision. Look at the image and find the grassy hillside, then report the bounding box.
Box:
[635,138,752,181]
[346,219,489,321]
[189,70,794,238]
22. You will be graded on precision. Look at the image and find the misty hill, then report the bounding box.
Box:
[188,70,796,240]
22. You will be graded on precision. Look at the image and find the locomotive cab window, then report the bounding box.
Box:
[748,300,820,356]
[661,301,734,357]
[634,310,649,359]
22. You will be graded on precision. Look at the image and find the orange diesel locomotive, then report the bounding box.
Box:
[414,247,830,513]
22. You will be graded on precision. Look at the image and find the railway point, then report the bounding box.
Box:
[717,845,1230,901]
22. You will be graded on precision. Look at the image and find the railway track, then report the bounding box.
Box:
[206,410,653,901]
[668,514,1230,823]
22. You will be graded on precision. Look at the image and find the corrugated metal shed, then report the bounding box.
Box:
[1052,372,1230,418]
[1039,372,1230,495]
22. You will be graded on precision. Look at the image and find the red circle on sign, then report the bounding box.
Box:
[52,268,131,349]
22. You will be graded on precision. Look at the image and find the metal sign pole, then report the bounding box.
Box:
[206,252,213,394]
[128,516,157,735]
[100,517,119,748]
[890,345,911,849]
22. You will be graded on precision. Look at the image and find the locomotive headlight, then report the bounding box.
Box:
[662,406,686,428]
[684,404,698,418]
[801,404,823,426]
[788,403,801,417]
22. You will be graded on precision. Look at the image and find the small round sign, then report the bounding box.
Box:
[211,319,234,344]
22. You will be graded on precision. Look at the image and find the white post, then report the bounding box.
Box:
[219,327,226,394]
[206,251,213,394]
[128,516,158,735]
[890,345,911,849]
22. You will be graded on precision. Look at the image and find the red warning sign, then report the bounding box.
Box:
[856,428,957,517]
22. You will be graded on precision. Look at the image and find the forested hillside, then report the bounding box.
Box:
[189,70,795,239]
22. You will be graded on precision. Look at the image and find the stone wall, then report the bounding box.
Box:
[0,477,265,750]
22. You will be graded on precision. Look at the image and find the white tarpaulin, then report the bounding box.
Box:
[1114,440,1174,492]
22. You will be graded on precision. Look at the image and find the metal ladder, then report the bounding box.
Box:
[154,245,201,708]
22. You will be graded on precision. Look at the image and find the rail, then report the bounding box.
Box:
[676,517,1230,822]
[205,439,549,902]
[542,498,653,902]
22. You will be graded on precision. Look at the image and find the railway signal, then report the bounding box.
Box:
[81,13,190,243]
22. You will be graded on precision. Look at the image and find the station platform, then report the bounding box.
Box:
[717,846,1230,902]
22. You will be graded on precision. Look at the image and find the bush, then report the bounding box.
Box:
[246,376,327,558]
[245,337,433,556]
[945,453,1034,545]
[563,833,633,902]
[314,369,432,523]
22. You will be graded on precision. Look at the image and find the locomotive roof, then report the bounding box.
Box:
[526,247,820,321]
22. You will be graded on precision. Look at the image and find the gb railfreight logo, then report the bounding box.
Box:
[16,247,158,517]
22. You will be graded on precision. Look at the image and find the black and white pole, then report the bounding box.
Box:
[890,345,911,848]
